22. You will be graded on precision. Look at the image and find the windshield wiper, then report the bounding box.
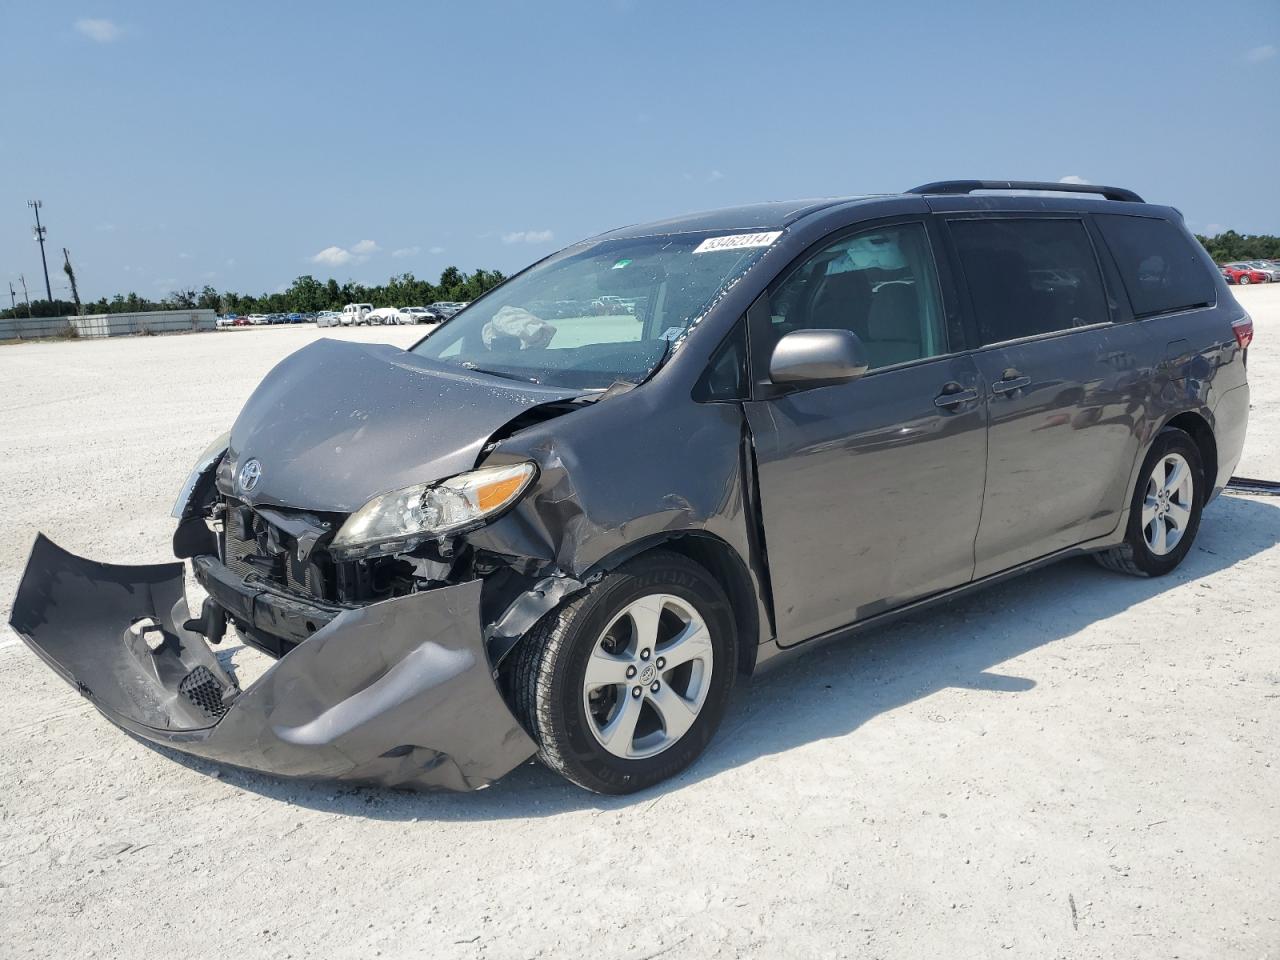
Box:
[459,362,541,385]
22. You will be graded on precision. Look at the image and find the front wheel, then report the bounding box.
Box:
[1095,427,1204,577]
[512,551,737,794]
[1239,275,1251,285]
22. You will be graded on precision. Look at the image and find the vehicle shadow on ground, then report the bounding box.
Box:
[167,493,1280,820]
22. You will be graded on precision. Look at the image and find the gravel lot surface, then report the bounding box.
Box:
[2,289,1278,959]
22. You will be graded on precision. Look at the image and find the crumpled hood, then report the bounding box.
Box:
[219,338,582,512]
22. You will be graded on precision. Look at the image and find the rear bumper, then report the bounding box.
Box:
[8,534,537,791]
[1213,382,1250,497]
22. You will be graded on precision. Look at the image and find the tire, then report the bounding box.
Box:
[512,551,737,794]
[1239,275,1251,285]
[1094,427,1204,577]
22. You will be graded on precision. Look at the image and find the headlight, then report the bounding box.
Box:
[330,462,537,556]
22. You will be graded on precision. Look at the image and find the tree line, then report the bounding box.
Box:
[1,266,507,320]
[1194,230,1280,264]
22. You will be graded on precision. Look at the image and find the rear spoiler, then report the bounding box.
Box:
[908,180,1144,204]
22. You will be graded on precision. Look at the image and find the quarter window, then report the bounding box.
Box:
[768,222,947,370]
[950,218,1109,345]
[1094,214,1215,317]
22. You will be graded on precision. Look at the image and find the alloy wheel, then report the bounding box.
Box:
[581,593,714,760]
[1142,452,1194,556]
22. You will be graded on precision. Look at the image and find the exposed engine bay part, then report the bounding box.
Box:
[9,535,537,791]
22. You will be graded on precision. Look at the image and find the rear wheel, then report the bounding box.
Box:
[512,551,736,794]
[1240,275,1251,285]
[1095,427,1204,577]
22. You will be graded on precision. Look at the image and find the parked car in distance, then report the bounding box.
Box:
[365,307,401,325]
[316,311,342,327]
[245,314,268,325]
[399,306,442,325]
[10,179,1251,797]
[1244,260,1280,282]
[341,303,374,326]
[428,301,467,319]
[215,315,237,329]
[1221,263,1269,285]
[286,313,305,324]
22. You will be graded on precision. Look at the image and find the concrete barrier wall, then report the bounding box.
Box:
[1,309,216,340]
[0,316,73,339]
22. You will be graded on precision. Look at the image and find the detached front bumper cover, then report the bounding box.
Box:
[8,535,536,791]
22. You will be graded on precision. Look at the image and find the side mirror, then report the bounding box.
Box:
[769,329,869,385]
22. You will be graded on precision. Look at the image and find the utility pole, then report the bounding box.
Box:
[19,274,32,316]
[8,281,16,315]
[62,248,83,315]
[28,200,52,302]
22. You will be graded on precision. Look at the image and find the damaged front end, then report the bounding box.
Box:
[9,534,537,791]
[6,340,611,790]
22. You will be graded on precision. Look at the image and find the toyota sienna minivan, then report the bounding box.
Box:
[11,180,1252,794]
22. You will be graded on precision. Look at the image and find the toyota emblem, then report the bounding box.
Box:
[238,458,262,493]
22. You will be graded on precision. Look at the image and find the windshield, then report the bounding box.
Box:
[412,231,776,388]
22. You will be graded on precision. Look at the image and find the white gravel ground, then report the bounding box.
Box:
[1,289,1278,960]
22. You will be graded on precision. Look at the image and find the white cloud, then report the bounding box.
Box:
[708,169,725,182]
[1206,223,1228,235]
[1245,44,1276,63]
[311,245,353,267]
[74,18,122,43]
[310,240,380,266]
[429,246,445,255]
[178,252,192,260]
[391,245,420,259]
[502,229,554,245]
[1058,175,1089,185]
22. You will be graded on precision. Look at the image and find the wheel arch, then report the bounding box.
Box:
[580,532,762,676]
[1163,410,1217,499]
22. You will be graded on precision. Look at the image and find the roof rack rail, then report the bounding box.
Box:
[907,180,1144,204]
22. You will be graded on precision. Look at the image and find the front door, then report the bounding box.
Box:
[945,215,1151,577]
[745,220,987,646]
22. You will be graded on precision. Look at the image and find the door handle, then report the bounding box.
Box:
[991,374,1031,396]
[934,386,978,409]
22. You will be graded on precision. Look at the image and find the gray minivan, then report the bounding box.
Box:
[11,180,1252,794]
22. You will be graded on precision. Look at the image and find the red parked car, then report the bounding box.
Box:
[1221,263,1268,285]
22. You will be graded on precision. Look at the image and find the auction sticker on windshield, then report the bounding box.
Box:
[692,231,782,254]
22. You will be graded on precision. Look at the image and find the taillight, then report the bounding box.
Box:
[1232,315,1253,351]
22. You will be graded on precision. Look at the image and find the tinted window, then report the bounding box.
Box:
[768,222,947,370]
[1094,214,1215,317]
[950,218,1108,345]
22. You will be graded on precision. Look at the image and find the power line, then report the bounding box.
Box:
[28,200,52,302]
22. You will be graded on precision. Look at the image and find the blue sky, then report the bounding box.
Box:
[1,1,1276,302]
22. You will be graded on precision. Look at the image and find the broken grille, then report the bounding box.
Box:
[222,497,329,599]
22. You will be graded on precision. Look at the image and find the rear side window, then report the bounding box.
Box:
[950,218,1109,345]
[1094,214,1215,317]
